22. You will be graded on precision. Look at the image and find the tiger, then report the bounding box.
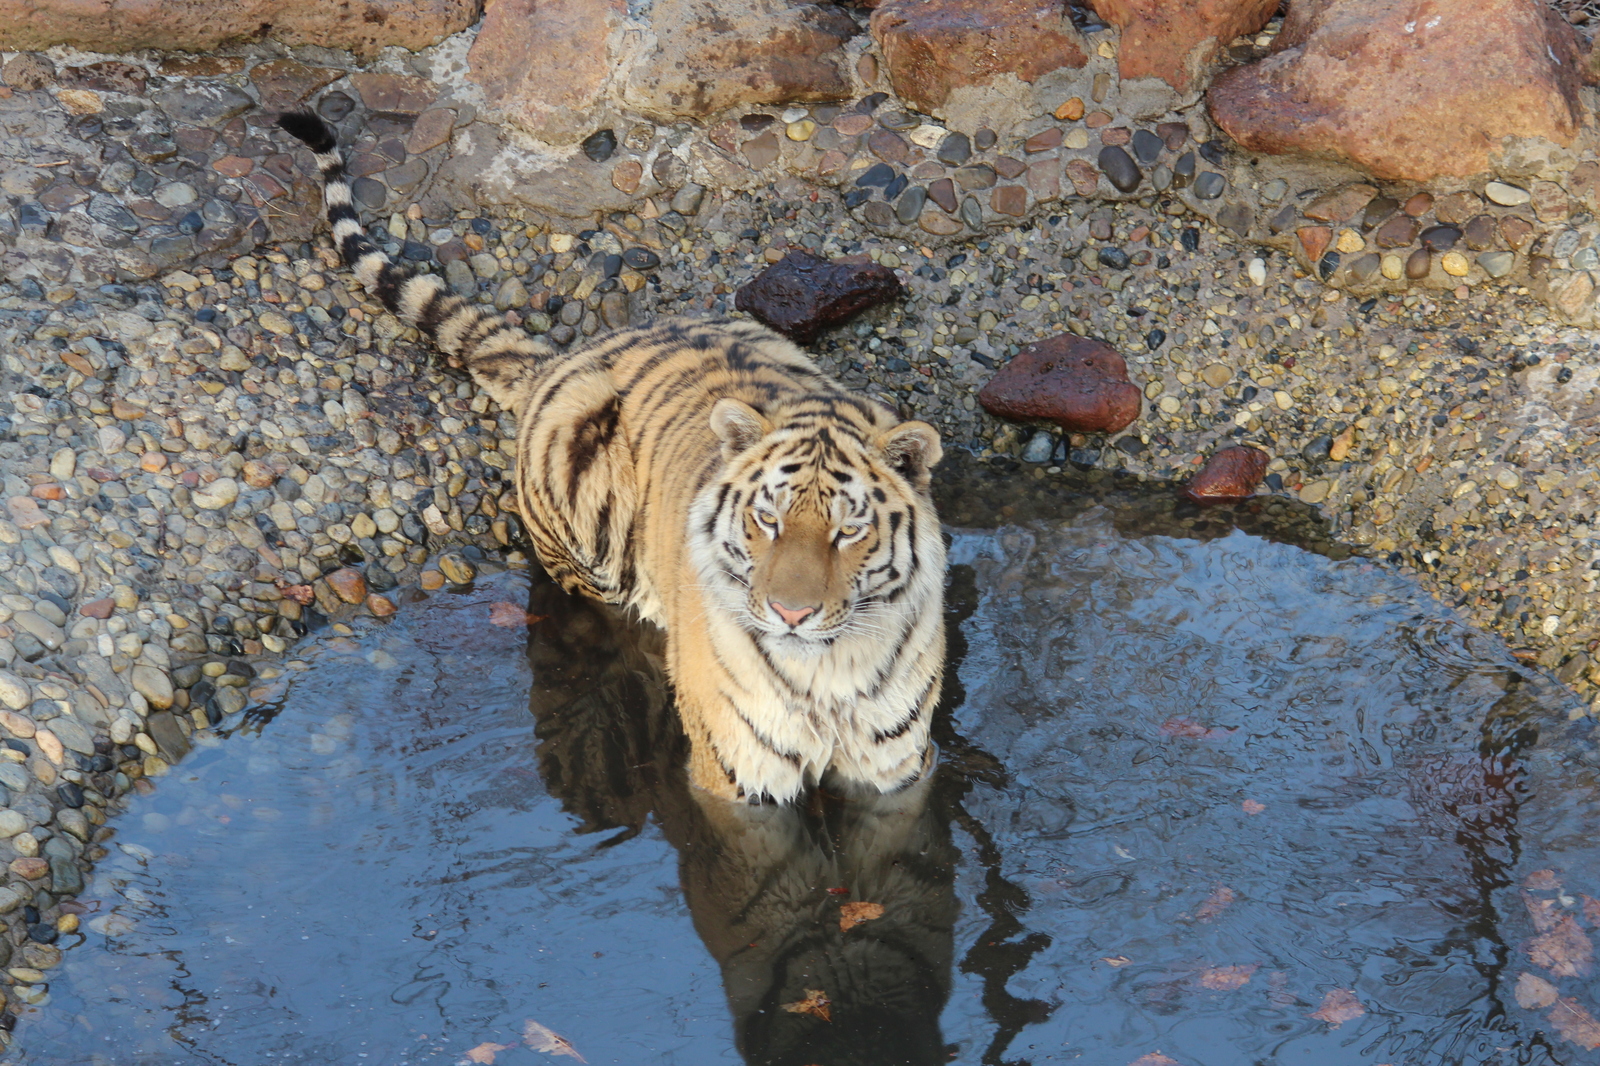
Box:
[276,111,948,805]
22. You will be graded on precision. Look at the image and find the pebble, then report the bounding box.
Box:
[1485,181,1531,206]
[438,553,477,586]
[1098,146,1141,193]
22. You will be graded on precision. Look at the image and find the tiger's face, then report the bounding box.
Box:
[690,397,944,658]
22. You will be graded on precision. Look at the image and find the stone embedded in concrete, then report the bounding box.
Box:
[1183,446,1269,502]
[468,0,624,145]
[623,0,855,121]
[1207,0,1585,181]
[735,251,904,343]
[1088,0,1278,91]
[0,0,476,59]
[249,59,342,111]
[978,334,1142,435]
[870,0,1088,118]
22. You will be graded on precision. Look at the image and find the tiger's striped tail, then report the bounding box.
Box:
[275,111,548,411]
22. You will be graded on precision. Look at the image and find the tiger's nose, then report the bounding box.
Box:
[770,601,817,627]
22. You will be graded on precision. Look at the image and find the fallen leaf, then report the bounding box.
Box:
[1524,891,1563,934]
[1128,1055,1180,1066]
[461,1042,514,1065]
[489,602,547,628]
[781,988,832,1022]
[522,1019,585,1061]
[1100,955,1133,967]
[1583,895,1600,927]
[1528,916,1595,978]
[1241,799,1265,815]
[839,901,885,932]
[1195,885,1235,922]
[1515,971,1560,1010]
[1198,964,1258,991]
[1309,988,1365,1027]
[1550,996,1600,1050]
[1525,869,1562,892]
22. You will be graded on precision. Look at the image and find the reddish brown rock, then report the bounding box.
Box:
[1208,0,1585,181]
[734,251,904,344]
[60,60,145,94]
[79,597,115,619]
[1025,127,1063,152]
[0,0,475,59]
[325,568,368,605]
[991,185,1027,215]
[469,0,623,144]
[1374,215,1419,249]
[978,334,1141,435]
[367,593,398,618]
[249,59,341,111]
[1182,446,1269,503]
[623,0,855,121]
[1088,0,1277,91]
[349,73,436,115]
[870,0,1088,117]
[1296,226,1332,263]
[9,857,48,880]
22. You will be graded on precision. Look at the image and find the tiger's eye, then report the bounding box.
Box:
[838,525,860,537]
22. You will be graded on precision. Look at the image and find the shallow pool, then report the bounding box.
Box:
[15,465,1600,1066]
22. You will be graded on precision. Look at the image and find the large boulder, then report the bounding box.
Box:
[1089,0,1279,91]
[0,0,477,59]
[978,334,1141,435]
[1208,0,1586,181]
[621,0,856,121]
[869,0,1089,118]
[467,0,625,144]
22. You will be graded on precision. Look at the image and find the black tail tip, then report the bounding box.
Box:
[276,111,338,154]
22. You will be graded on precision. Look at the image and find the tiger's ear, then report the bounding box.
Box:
[878,420,942,487]
[710,398,770,460]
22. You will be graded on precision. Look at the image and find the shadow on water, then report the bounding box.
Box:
[14,459,1600,1066]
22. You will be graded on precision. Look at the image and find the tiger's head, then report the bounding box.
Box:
[689,396,945,659]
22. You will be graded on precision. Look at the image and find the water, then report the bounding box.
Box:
[16,464,1600,1066]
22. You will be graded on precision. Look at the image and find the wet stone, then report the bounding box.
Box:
[978,334,1142,435]
[1183,446,1268,503]
[734,250,903,343]
[936,132,971,166]
[582,129,617,163]
[1131,129,1164,165]
[1193,172,1225,200]
[1098,146,1141,193]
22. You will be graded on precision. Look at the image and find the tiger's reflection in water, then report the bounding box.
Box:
[521,573,960,1066]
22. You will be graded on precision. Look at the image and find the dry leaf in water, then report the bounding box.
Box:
[1528,916,1595,978]
[1550,996,1600,1050]
[461,1042,514,1065]
[1195,885,1235,922]
[1583,895,1600,926]
[1128,1055,1181,1066]
[277,582,315,605]
[489,602,547,628]
[522,1019,585,1061]
[1515,971,1560,1010]
[1241,799,1265,815]
[1523,891,1562,934]
[781,988,832,1022]
[1100,955,1133,967]
[839,901,885,932]
[1159,717,1224,739]
[1198,964,1258,991]
[1525,869,1561,892]
[1309,988,1365,1027]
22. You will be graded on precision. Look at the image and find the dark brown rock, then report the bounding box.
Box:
[978,334,1141,435]
[1403,192,1433,217]
[734,251,904,343]
[1297,226,1331,263]
[349,73,436,115]
[1462,215,1497,251]
[1406,248,1432,279]
[868,129,909,163]
[928,177,958,213]
[1156,121,1188,151]
[623,0,855,120]
[1088,0,1278,91]
[1207,0,1584,181]
[1182,446,1268,503]
[1374,215,1419,249]
[991,185,1027,215]
[1500,216,1535,250]
[60,61,145,94]
[870,0,1088,117]
[993,155,1027,179]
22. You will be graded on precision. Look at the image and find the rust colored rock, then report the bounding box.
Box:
[1296,226,1331,263]
[367,593,398,618]
[79,598,114,620]
[10,857,48,880]
[1208,0,1584,181]
[978,334,1141,435]
[623,0,855,121]
[734,251,904,344]
[1182,446,1269,503]
[349,73,436,115]
[870,0,1088,117]
[469,0,623,144]
[1088,0,1277,91]
[0,0,475,59]
[991,185,1027,215]
[325,568,368,605]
